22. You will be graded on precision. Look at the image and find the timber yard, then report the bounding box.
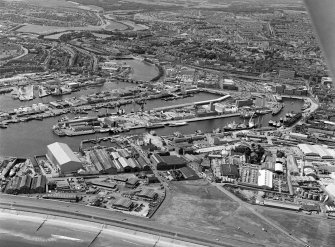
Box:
[1,0,335,247]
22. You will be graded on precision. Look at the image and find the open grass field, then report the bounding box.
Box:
[153,180,299,247]
[257,207,335,247]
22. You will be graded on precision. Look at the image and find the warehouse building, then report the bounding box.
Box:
[136,188,158,201]
[47,142,83,174]
[118,157,132,172]
[89,149,117,174]
[19,175,32,194]
[151,154,187,170]
[298,144,335,159]
[112,198,133,211]
[136,155,151,171]
[126,177,140,188]
[179,167,199,180]
[5,176,21,194]
[30,175,47,193]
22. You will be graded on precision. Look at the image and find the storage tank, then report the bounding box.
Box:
[275,163,284,173]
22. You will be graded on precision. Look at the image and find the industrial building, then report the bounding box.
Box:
[30,175,47,193]
[179,166,200,180]
[89,149,117,174]
[150,154,187,170]
[298,144,335,159]
[5,174,46,194]
[47,142,83,174]
[19,175,32,194]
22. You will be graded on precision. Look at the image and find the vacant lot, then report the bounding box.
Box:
[153,180,299,247]
[258,207,335,247]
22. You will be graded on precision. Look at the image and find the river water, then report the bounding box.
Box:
[0,59,303,158]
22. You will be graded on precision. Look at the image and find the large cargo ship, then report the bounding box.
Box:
[168,121,188,127]
[284,112,302,127]
[145,123,165,129]
[272,103,284,115]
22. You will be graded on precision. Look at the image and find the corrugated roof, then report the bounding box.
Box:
[137,188,157,199]
[47,142,81,165]
[113,198,133,208]
[179,166,199,179]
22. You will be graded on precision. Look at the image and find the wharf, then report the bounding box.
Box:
[152,95,231,112]
[160,113,240,125]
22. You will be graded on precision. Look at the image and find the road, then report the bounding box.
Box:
[0,209,203,247]
[0,194,229,247]
[212,183,309,247]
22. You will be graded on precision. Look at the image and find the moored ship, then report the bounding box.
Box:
[272,103,284,115]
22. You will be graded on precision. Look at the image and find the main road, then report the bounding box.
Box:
[0,194,262,247]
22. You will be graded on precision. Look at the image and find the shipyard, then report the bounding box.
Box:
[1,0,335,247]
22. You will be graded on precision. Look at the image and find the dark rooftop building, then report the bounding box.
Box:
[19,175,32,194]
[221,164,239,178]
[151,154,187,170]
[179,167,199,180]
[136,188,158,201]
[30,175,47,193]
[126,177,140,188]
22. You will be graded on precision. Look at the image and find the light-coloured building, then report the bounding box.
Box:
[258,169,273,189]
[47,142,83,174]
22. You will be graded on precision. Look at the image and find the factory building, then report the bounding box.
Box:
[47,142,83,174]
[258,170,273,189]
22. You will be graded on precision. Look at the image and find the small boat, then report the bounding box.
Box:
[169,121,188,127]
[0,123,8,128]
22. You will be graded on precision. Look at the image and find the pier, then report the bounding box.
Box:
[152,95,231,112]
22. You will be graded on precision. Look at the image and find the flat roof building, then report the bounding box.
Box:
[47,142,83,174]
[258,170,273,189]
